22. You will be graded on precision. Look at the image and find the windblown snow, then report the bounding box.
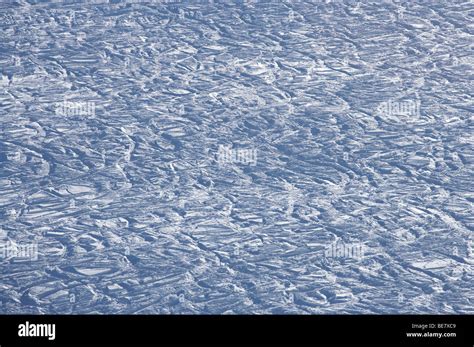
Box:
[0,0,473,314]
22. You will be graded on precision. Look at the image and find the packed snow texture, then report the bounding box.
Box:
[0,0,473,314]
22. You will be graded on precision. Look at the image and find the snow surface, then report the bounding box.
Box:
[0,0,473,314]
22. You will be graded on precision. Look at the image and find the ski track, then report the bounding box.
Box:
[0,1,473,314]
